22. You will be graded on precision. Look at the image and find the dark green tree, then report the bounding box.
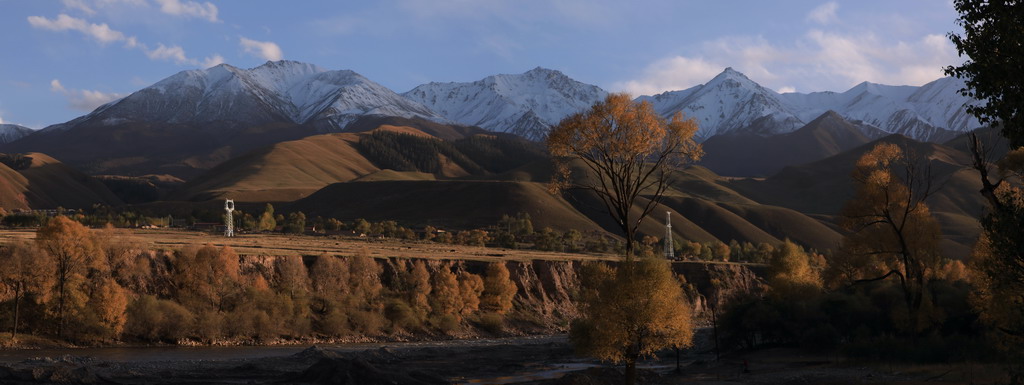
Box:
[283,212,306,234]
[946,0,1024,148]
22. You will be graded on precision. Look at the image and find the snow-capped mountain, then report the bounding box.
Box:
[403,67,608,140]
[640,68,979,142]
[47,60,443,133]
[0,124,34,144]
[637,68,805,140]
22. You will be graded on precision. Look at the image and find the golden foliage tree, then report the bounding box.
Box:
[36,216,100,338]
[458,271,484,317]
[172,245,241,311]
[836,143,941,332]
[402,260,432,322]
[570,258,694,385]
[548,93,702,255]
[767,240,823,296]
[345,255,385,334]
[969,164,1024,350]
[274,255,311,299]
[430,263,463,321]
[84,277,129,339]
[0,242,54,340]
[257,203,276,232]
[308,254,350,335]
[481,262,517,314]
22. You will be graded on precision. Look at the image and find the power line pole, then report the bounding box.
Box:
[224,199,235,237]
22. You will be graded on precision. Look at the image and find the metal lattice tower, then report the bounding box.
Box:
[224,199,235,237]
[664,211,674,259]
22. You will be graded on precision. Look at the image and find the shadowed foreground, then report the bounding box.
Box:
[0,332,1005,385]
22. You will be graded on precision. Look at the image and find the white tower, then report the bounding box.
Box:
[664,211,674,259]
[224,199,235,237]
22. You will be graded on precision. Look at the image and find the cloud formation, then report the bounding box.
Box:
[807,2,839,25]
[50,79,125,111]
[154,0,219,22]
[240,37,283,61]
[615,29,959,96]
[28,14,131,45]
[28,12,222,67]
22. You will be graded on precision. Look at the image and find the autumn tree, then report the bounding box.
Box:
[172,245,241,312]
[457,271,484,317]
[345,255,385,334]
[837,143,941,333]
[766,240,822,296]
[480,262,517,314]
[308,254,349,335]
[548,93,702,255]
[570,258,694,385]
[257,204,276,232]
[0,242,54,340]
[430,263,463,322]
[399,260,432,323]
[36,216,100,338]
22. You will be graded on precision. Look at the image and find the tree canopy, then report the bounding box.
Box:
[547,93,701,255]
[945,0,1024,148]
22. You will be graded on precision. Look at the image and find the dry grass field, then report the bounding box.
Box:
[0,227,621,262]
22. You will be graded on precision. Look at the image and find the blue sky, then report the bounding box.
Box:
[0,0,962,128]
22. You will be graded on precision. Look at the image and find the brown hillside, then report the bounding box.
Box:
[0,121,318,179]
[0,152,122,210]
[289,180,604,232]
[726,134,986,258]
[342,115,486,140]
[171,123,545,202]
[699,111,880,177]
[169,132,379,202]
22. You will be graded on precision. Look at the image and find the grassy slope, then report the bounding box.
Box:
[0,152,122,209]
[290,180,605,232]
[170,132,379,202]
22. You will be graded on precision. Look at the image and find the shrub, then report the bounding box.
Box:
[384,299,419,331]
[479,312,504,334]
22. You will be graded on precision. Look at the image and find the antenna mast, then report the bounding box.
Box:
[664,211,674,259]
[224,199,235,237]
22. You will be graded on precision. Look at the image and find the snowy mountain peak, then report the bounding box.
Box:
[642,67,980,142]
[0,124,34,144]
[68,60,443,132]
[641,67,801,140]
[403,67,608,140]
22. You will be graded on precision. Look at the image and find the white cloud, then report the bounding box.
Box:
[807,2,839,25]
[613,56,723,96]
[201,54,225,68]
[614,29,959,95]
[777,86,796,93]
[50,79,125,111]
[146,43,189,64]
[50,79,67,93]
[240,37,283,61]
[0,115,4,124]
[30,13,222,68]
[154,0,219,22]
[28,14,130,45]
[62,0,96,15]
